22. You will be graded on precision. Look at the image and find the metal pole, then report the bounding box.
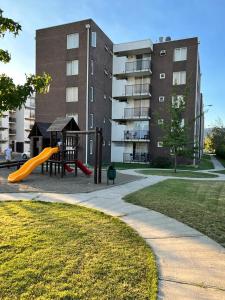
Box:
[94,127,99,184]
[98,128,103,184]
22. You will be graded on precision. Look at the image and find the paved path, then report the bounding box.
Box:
[210,155,225,170]
[1,174,225,300]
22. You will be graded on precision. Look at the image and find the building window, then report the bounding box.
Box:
[91,59,94,75]
[160,50,167,56]
[66,87,78,102]
[160,73,166,79]
[158,119,164,125]
[90,113,94,128]
[66,60,79,76]
[89,140,93,155]
[66,113,78,124]
[173,71,186,85]
[91,32,96,47]
[157,141,163,148]
[159,96,165,102]
[90,87,94,102]
[174,47,187,61]
[172,95,185,108]
[67,33,79,49]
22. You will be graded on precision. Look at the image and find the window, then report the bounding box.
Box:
[172,95,185,108]
[158,119,164,125]
[157,141,163,148]
[89,140,93,155]
[91,32,96,47]
[91,59,94,75]
[90,113,94,128]
[174,47,187,61]
[160,73,166,79]
[173,71,186,85]
[67,33,79,49]
[160,50,167,56]
[66,113,78,124]
[159,96,165,102]
[66,87,78,102]
[66,60,79,76]
[90,87,94,102]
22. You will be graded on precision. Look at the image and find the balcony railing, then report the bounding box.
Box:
[125,59,151,73]
[124,107,150,119]
[124,130,150,141]
[125,84,150,97]
[123,152,150,163]
[9,129,16,135]
[9,117,16,123]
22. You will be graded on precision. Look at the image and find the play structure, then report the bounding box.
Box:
[8,117,103,184]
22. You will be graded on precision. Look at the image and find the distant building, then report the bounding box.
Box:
[0,96,35,154]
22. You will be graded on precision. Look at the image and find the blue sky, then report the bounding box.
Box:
[1,0,225,127]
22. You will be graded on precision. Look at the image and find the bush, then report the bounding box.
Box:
[215,144,225,159]
[152,156,172,168]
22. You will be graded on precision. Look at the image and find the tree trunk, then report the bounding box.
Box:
[174,153,177,173]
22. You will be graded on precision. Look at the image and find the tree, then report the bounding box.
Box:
[159,85,198,172]
[0,9,51,114]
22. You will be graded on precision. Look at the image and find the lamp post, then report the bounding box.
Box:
[199,104,213,159]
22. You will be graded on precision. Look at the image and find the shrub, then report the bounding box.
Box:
[215,144,225,159]
[152,156,172,168]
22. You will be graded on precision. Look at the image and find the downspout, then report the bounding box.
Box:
[194,50,199,165]
[85,24,90,165]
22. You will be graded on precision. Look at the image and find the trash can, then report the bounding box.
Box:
[107,165,116,184]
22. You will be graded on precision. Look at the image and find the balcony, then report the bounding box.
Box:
[0,134,7,142]
[123,152,150,163]
[114,59,151,79]
[0,120,8,129]
[114,84,151,101]
[25,114,35,120]
[9,129,16,135]
[9,117,16,123]
[124,130,150,141]
[113,107,150,121]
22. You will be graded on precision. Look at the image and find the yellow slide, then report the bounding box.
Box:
[8,147,59,183]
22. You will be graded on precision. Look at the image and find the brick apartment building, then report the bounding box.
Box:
[35,19,203,165]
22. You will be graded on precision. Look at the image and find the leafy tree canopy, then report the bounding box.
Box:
[0,9,51,114]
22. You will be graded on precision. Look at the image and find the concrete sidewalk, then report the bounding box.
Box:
[210,155,225,170]
[1,175,225,300]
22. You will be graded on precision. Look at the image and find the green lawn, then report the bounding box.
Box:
[109,155,213,171]
[124,180,225,247]
[213,170,225,175]
[0,201,157,300]
[137,169,218,178]
[177,154,214,170]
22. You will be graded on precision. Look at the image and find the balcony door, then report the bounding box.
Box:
[136,54,143,71]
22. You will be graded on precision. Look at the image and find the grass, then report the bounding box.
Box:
[213,170,225,175]
[177,154,214,170]
[0,201,157,300]
[137,169,218,178]
[108,155,214,171]
[124,180,225,247]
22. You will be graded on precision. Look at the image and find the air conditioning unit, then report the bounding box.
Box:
[160,50,167,56]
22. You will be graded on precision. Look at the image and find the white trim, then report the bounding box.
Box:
[85,24,90,165]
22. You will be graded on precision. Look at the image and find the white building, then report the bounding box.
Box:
[0,97,35,154]
[111,40,153,163]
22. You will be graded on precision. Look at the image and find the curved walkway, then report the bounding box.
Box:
[1,170,225,299]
